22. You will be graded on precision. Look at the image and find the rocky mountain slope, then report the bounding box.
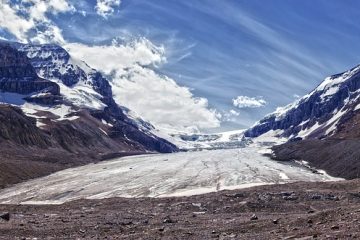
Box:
[0,41,177,188]
[245,65,360,140]
[0,43,60,99]
[243,64,360,179]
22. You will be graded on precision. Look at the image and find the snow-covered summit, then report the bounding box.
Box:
[245,64,360,140]
[0,41,177,153]
[13,43,113,110]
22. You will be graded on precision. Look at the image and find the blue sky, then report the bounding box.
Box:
[1,0,360,132]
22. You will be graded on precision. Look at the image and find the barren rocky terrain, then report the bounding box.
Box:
[271,113,360,180]
[0,102,175,189]
[0,180,359,239]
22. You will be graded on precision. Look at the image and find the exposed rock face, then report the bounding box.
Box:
[0,105,51,147]
[16,44,83,86]
[0,104,160,187]
[272,138,360,179]
[245,65,360,140]
[23,92,63,105]
[0,104,143,152]
[272,105,360,180]
[0,42,60,95]
[16,43,114,106]
[0,80,60,96]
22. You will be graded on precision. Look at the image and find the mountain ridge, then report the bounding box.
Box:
[0,40,177,188]
[244,64,360,179]
[1,40,177,152]
[245,64,360,140]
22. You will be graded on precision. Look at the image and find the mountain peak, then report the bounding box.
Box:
[245,64,360,140]
[0,41,178,154]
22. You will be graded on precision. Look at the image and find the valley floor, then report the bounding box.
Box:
[0,146,339,204]
[0,141,353,239]
[0,180,359,239]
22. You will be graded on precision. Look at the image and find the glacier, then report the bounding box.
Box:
[0,141,341,205]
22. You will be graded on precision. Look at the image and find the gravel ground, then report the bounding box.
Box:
[0,180,359,239]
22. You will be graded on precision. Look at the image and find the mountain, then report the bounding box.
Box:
[244,64,360,179]
[245,65,360,140]
[0,41,177,188]
[0,43,60,100]
[14,43,115,108]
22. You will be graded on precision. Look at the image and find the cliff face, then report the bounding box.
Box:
[16,43,114,106]
[0,43,60,95]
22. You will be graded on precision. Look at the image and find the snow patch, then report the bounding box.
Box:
[279,172,289,180]
[49,80,106,110]
[22,102,76,121]
[297,122,320,138]
[0,92,79,126]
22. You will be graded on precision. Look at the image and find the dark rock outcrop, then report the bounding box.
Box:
[0,105,51,147]
[15,44,82,87]
[0,212,10,221]
[16,43,114,106]
[0,104,150,187]
[0,42,60,95]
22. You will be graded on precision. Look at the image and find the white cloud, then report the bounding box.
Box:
[0,1,34,41]
[95,0,121,18]
[229,109,240,116]
[0,0,74,43]
[111,65,220,131]
[27,0,74,20]
[31,22,66,44]
[66,37,165,70]
[233,96,266,108]
[66,38,220,132]
[222,109,240,122]
[0,0,219,132]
